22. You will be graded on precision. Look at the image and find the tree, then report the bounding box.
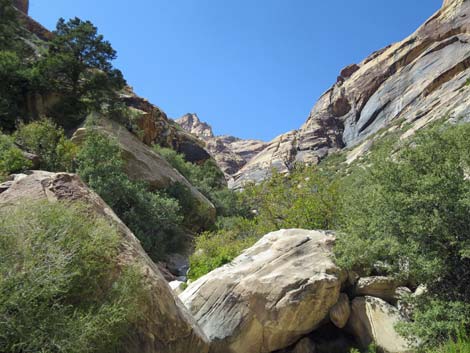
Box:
[39,17,125,126]
[77,130,185,259]
[334,123,470,347]
[0,0,19,51]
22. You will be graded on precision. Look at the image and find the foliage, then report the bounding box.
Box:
[37,17,125,126]
[334,123,470,348]
[0,0,19,51]
[335,124,470,300]
[188,217,259,280]
[0,51,31,131]
[77,130,185,259]
[429,328,470,353]
[243,165,341,234]
[14,118,77,172]
[189,165,340,279]
[154,145,246,217]
[397,299,470,351]
[0,132,31,178]
[0,200,148,353]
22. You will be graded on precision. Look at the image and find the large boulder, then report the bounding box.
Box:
[180,229,345,353]
[347,297,412,353]
[72,118,216,229]
[0,171,210,353]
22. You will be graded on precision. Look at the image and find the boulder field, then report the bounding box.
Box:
[0,173,417,353]
[180,229,415,353]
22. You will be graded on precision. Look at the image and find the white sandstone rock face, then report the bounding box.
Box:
[347,297,412,353]
[232,0,470,186]
[180,229,345,353]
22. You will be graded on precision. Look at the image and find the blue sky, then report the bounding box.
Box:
[30,0,442,141]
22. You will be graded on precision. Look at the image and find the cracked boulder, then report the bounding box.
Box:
[180,229,345,353]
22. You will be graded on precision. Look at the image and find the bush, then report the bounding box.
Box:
[188,164,341,279]
[335,123,470,347]
[77,130,185,259]
[153,145,247,218]
[0,132,31,179]
[0,51,30,131]
[0,200,148,353]
[243,165,341,234]
[15,118,77,172]
[189,218,259,280]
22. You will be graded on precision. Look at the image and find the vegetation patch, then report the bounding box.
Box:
[0,200,149,353]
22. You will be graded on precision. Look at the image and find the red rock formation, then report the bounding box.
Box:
[13,0,28,14]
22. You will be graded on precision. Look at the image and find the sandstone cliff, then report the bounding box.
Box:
[176,113,268,176]
[233,0,470,188]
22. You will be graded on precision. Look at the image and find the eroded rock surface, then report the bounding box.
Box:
[121,91,211,164]
[0,171,210,353]
[180,229,345,353]
[176,113,268,176]
[72,117,216,229]
[233,0,470,187]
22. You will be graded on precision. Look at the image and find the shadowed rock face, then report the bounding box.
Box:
[176,113,268,176]
[120,90,211,164]
[0,171,210,353]
[233,0,470,188]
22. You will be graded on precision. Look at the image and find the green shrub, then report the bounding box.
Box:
[336,124,470,297]
[189,218,259,280]
[335,123,470,347]
[430,328,470,353]
[397,299,470,350]
[243,165,341,234]
[0,132,31,178]
[0,200,148,353]
[153,145,242,216]
[0,51,30,131]
[15,118,77,172]
[77,130,185,259]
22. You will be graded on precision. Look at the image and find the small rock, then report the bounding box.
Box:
[354,276,401,303]
[329,293,351,328]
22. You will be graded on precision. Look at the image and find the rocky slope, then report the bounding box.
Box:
[232,0,470,188]
[176,113,268,176]
[180,229,413,353]
[0,171,210,353]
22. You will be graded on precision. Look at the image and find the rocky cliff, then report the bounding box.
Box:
[13,0,28,14]
[176,113,268,176]
[233,0,470,188]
